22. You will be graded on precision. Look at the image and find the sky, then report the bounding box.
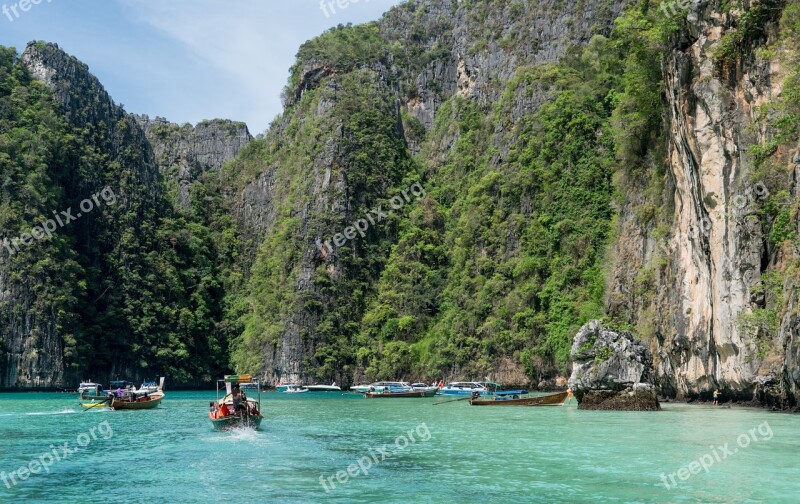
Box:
[0,0,403,134]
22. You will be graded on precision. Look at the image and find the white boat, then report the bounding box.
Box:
[352,381,410,393]
[135,380,160,394]
[305,383,342,392]
[439,382,489,396]
[77,381,102,394]
[284,385,309,393]
[276,383,299,392]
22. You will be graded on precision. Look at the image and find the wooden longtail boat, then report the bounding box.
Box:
[469,391,568,406]
[365,389,438,398]
[209,374,264,431]
[109,378,165,410]
[110,391,164,410]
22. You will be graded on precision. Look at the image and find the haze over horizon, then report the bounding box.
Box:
[0,0,402,134]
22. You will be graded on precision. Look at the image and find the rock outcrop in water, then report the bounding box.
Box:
[568,320,660,411]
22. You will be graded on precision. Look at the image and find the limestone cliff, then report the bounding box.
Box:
[134,115,252,208]
[606,0,800,408]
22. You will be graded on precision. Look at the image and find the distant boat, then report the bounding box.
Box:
[284,385,308,393]
[351,381,409,393]
[109,378,165,410]
[365,388,438,398]
[439,382,490,396]
[305,383,342,392]
[469,391,568,406]
[136,380,160,394]
[276,384,298,392]
[410,383,439,393]
[79,383,106,402]
[209,374,264,431]
[77,381,102,395]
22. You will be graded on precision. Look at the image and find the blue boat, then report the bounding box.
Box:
[439,382,490,396]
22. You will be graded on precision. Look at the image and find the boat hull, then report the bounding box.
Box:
[439,389,488,396]
[305,385,342,392]
[209,413,264,431]
[365,390,438,398]
[469,391,568,406]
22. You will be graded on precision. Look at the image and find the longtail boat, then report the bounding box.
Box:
[109,378,165,410]
[469,391,568,406]
[208,374,264,431]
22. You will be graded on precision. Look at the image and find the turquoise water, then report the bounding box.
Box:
[0,392,797,503]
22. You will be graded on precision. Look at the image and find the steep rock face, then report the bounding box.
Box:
[2,42,235,389]
[134,115,252,208]
[234,0,629,385]
[606,2,800,407]
[1,43,161,389]
[377,0,627,128]
[568,320,660,410]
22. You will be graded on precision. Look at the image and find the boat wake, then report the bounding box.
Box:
[207,426,261,443]
[0,408,79,417]
[30,407,78,416]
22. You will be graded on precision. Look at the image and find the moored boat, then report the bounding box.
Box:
[411,383,439,393]
[208,374,264,431]
[305,383,342,392]
[77,381,102,395]
[352,381,409,393]
[439,382,490,396]
[365,388,438,398]
[469,391,569,406]
[136,380,160,394]
[79,383,107,402]
[350,384,372,393]
[284,385,308,393]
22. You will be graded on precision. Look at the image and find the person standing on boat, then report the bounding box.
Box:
[232,385,246,414]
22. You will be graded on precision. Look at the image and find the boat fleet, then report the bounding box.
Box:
[75,375,571,432]
[276,380,536,399]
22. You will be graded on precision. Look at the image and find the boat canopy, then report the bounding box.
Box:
[224,374,253,384]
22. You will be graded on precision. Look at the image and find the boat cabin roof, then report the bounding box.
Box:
[446,382,485,388]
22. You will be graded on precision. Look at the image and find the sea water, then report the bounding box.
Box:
[0,391,797,503]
